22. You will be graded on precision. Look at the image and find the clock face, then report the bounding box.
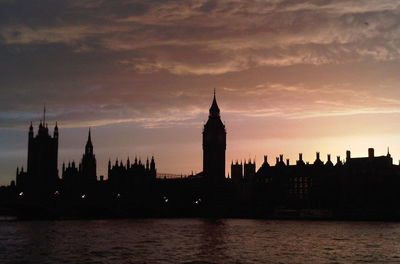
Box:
[204,132,225,143]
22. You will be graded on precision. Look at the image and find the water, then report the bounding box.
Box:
[1,219,400,264]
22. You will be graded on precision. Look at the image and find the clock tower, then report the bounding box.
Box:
[203,90,226,184]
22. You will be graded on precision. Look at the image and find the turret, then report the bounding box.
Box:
[336,156,343,166]
[149,156,156,179]
[150,156,156,171]
[54,122,58,139]
[29,122,34,139]
[297,153,305,166]
[85,128,93,155]
[325,154,333,166]
[314,152,323,166]
[346,150,351,161]
[263,155,270,166]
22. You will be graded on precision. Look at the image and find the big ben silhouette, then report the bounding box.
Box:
[203,90,226,185]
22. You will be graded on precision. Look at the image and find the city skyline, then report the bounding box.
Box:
[2,94,399,186]
[4,92,400,221]
[2,0,400,185]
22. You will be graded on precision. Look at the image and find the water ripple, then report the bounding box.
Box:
[1,219,400,264]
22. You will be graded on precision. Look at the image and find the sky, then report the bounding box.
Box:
[1,0,400,185]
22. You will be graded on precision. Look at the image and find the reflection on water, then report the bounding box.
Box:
[1,218,400,264]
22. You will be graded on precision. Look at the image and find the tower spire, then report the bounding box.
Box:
[85,128,93,154]
[209,89,220,117]
[88,127,92,143]
[43,104,46,125]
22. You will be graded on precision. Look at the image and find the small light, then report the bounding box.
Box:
[117,193,121,198]
[19,192,24,196]
[81,194,86,199]
[54,191,60,196]
[163,196,169,203]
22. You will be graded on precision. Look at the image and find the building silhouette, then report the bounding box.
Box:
[108,156,156,195]
[17,108,59,196]
[4,92,400,220]
[61,129,98,197]
[202,90,226,185]
[80,129,97,188]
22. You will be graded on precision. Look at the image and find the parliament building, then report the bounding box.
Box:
[3,93,400,219]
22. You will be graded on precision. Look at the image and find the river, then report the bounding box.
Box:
[1,218,400,263]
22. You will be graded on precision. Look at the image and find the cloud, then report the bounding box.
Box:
[1,0,400,129]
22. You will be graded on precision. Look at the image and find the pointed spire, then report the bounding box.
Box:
[85,128,93,154]
[209,88,220,117]
[29,121,34,137]
[88,128,91,142]
[53,121,58,138]
[43,104,46,125]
